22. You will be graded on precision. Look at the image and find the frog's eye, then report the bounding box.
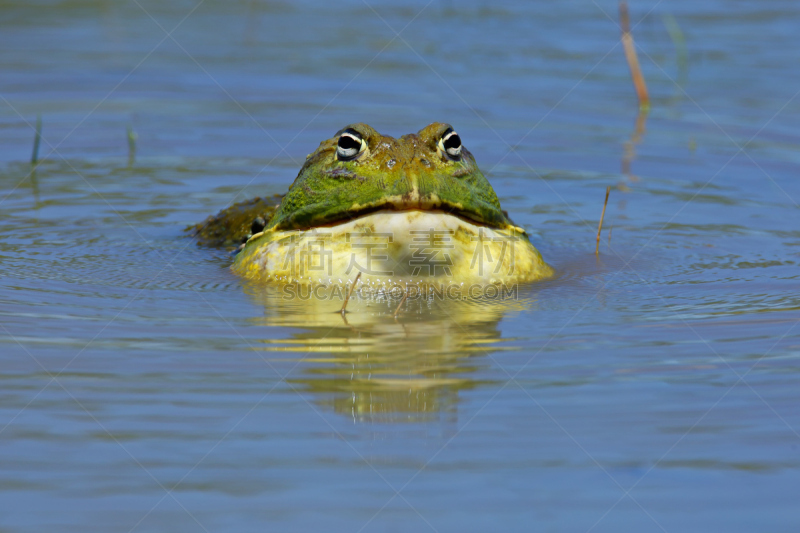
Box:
[439,129,462,160]
[337,130,366,161]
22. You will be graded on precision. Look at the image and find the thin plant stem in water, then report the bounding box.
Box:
[127,125,137,166]
[596,186,611,255]
[393,290,409,318]
[619,1,649,110]
[662,13,688,88]
[622,109,648,181]
[340,271,362,315]
[31,115,42,165]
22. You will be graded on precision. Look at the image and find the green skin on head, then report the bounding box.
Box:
[266,122,514,232]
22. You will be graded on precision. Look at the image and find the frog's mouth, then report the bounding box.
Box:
[278,196,515,233]
[318,204,502,230]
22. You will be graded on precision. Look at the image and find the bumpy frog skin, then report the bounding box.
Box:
[233,123,553,287]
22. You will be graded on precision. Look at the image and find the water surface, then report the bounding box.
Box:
[1,1,799,531]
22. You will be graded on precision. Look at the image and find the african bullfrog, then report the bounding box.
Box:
[227,122,553,287]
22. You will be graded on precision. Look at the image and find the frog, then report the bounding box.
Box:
[231,122,553,287]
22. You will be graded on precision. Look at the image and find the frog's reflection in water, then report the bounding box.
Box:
[243,283,534,423]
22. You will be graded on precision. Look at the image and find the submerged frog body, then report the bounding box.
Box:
[233,123,553,287]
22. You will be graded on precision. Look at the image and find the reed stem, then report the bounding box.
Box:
[596,186,611,255]
[31,115,42,165]
[620,2,649,110]
[340,271,362,315]
[393,290,409,318]
[127,125,137,166]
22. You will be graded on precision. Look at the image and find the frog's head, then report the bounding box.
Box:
[266,123,512,231]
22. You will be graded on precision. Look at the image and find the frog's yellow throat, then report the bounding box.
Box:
[232,210,553,287]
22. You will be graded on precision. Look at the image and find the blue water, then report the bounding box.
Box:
[1,1,799,531]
